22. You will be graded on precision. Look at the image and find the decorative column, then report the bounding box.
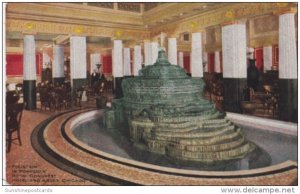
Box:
[90,53,101,73]
[203,52,208,73]
[278,12,297,122]
[150,42,159,64]
[41,52,51,82]
[133,45,142,76]
[70,36,87,91]
[263,46,272,72]
[112,39,123,98]
[123,48,131,77]
[178,52,184,68]
[53,45,65,85]
[191,32,203,77]
[42,52,51,69]
[23,35,37,110]
[144,41,159,66]
[222,23,247,113]
[168,38,177,65]
[144,41,151,66]
[214,51,221,73]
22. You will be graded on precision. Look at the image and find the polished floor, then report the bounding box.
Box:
[5,102,97,185]
[5,100,298,185]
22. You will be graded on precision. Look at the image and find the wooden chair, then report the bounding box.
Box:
[6,103,24,153]
[6,91,20,105]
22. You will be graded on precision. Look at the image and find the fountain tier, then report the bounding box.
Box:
[104,49,255,163]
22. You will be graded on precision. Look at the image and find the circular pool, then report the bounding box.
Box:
[31,109,297,185]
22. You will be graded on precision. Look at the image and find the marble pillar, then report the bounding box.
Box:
[133,45,142,76]
[214,51,221,73]
[41,52,51,82]
[263,46,272,72]
[191,32,203,78]
[178,52,184,68]
[113,40,123,98]
[53,45,65,85]
[123,48,131,77]
[144,42,159,66]
[90,53,101,73]
[222,23,247,113]
[279,13,297,79]
[144,42,151,66]
[70,36,87,91]
[23,35,37,110]
[168,38,177,65]
[42,52,51,69]
[278,13,297,122]
[150,42,159,64]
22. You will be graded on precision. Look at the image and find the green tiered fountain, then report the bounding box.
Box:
[103,48,255,163]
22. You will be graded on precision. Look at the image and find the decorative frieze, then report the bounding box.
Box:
[6,19,150,40]
[150,3,295,38]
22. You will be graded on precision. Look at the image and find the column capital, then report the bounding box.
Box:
[262,44,273,47]
[111,37,126,41]
[192,29,205,34]
[22,32,37,36]
[221,20,238,27]
[273,7,297,15]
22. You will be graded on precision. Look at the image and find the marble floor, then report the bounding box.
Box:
[4,102,298,185]
[5,102,97,185]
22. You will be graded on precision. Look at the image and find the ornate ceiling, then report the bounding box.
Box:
[5,2,297,53]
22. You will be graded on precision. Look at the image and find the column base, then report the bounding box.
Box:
[23,80,36,110]
[53,77,65,86]
[114,77,124,99]
[223,78,247,113]
[278,79,297,123]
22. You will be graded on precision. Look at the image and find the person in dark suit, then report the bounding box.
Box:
[91,69,100,87]
[247,59,260,91]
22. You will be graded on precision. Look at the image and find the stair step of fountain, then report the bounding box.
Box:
[167,136,245,152]
[173,128,241,145]
[167,142,251,162]
[152,125,235,139]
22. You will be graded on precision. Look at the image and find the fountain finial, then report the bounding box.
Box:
[156,47,169,64]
